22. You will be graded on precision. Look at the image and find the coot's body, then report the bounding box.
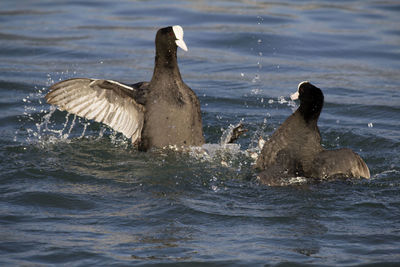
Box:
[46,26,204,151]
[255,82,370,186]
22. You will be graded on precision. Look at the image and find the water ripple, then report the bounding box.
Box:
[1,0,400,266]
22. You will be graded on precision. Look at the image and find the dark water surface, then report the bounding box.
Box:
[1,0,400,266]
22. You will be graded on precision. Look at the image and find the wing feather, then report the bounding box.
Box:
[94,99,110,123]
[45,78,145,143]
[67,94,97,114]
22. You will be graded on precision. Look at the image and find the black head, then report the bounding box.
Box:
[153,25,188,76]
[291,81,324,123]
[155,25,187,54]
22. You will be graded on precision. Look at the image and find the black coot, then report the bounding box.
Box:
[255,81,370,186]
[46,26,205,151]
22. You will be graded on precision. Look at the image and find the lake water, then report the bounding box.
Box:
[1,0,400,266]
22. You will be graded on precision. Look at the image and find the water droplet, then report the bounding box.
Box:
[211,185,219,192]
[252,74,260,83]
[278,96,288,104]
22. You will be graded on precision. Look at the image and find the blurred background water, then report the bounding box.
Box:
[1,0,399,266]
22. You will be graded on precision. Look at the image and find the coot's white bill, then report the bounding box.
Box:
[173,25,188,51]
[290,91,299,100]
[291,81,309,100]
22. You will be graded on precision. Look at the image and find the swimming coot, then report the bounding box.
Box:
[46,26,205,151]
[255,81,370,185]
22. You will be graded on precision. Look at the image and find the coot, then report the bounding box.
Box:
[255,81,370,186]
[46,26,205,151]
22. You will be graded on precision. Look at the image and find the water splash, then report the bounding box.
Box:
[219,121,246,145]
[18,74,127,147]
[19,73,274,162]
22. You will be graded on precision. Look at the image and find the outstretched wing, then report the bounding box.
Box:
[45,78,145,143]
